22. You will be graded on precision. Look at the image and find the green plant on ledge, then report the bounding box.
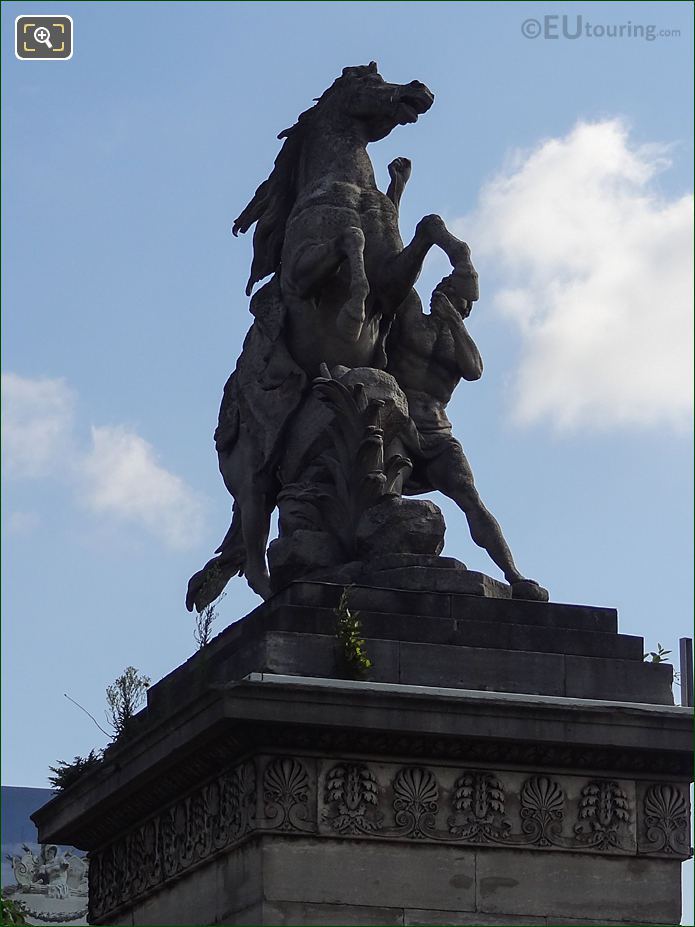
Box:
[1,894,28,925]
[335,586,372,680]
[643,642,681,687]
[48,749,104,791]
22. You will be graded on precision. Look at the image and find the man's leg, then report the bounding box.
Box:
[425,444,525,583]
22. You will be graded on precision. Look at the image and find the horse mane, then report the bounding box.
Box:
[233,63,379,296]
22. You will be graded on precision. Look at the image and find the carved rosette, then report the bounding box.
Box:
[574,779,631,850]
[263,757,314,832]
[643,784,690,856]
[448,770,511,843]
[323,762,383,834]
[392,766,439,838]
[519,775,565,847]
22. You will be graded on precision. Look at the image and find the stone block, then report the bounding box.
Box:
[399,640,566,695]
[450,618,641,660]
[262,901,405,926]
[262,837,477,911]
[451,594,618,633]
[281,581,452,618]
[564,654,673,703]
[475,850,681,924]
[261,630,400,683]
[403,912,546,926]
[116,837,263,926]
[369,553,467,572]
[227,904,264,925]
[368,567,510,597]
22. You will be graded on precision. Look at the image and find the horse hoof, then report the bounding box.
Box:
[511,579,549,602]
[248,573,272,600]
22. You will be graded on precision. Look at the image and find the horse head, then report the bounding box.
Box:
[315,62,434,142]
[233,63,434,294]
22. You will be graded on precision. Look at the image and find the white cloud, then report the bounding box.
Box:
[5,510,41,536]
[1,372,75,476]
[458,120,693,431]
[2,373,204,549]
[81,425,204,550]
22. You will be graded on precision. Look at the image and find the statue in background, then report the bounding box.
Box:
[187,63,547,611]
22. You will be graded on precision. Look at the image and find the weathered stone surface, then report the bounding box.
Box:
[106,837,263,926]
[263,839,476,910]
[262,901,405,926]
[356,497,446,559]
[369,553,467,572]
[281,581,619,632]
[403,912,547,926]
[564,653,673,702]
[398,640,567,696]
[475,851,681,924]
[366,566,510,596]
[267,531,342,593]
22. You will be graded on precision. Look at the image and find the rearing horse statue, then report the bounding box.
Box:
[233,61,478,372]
[187,62,479,610]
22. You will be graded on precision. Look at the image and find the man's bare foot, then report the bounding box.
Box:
[511,579,549,602]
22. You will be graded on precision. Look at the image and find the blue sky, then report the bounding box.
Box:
[2,0,693,909]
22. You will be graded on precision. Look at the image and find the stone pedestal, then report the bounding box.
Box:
[33,581,692,926]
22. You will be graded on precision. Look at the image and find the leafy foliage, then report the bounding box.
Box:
[105,666,151,739]
[49,666,151,791]
[195,592,226,649]
[643,642,672,663]
[1,894,29,925]
[48,749,104,791]
[312,373,410,559]
[335,586,372,679]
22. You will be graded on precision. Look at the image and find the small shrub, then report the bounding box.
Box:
[1,894,29,925]
[195,593,226,649]
[106,666,151,739]
[643,643,672,664]
[48,750,103,791]
[335,586,372,679]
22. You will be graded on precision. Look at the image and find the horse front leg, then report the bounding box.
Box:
[380,215,478,312]
[284,227,369,342]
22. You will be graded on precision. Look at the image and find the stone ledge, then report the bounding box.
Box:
[33,676,692,853]
[143,596,671,721]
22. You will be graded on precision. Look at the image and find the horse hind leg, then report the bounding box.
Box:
[286,227,369,343]
[240,491,273,600]
[335,227,369,342]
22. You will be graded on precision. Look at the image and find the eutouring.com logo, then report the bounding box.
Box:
[521,15,680,42]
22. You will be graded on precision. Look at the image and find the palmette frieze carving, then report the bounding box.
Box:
[89,755,688,921]
[643,783,690,856]
[323,763,383,834]
[262,756,315,832]
[519,775,566,847]
[574,779,631,850]
[448,770,511,843]
[392,766,440,839]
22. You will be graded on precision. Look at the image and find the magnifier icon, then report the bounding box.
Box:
[34,26,53,49]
